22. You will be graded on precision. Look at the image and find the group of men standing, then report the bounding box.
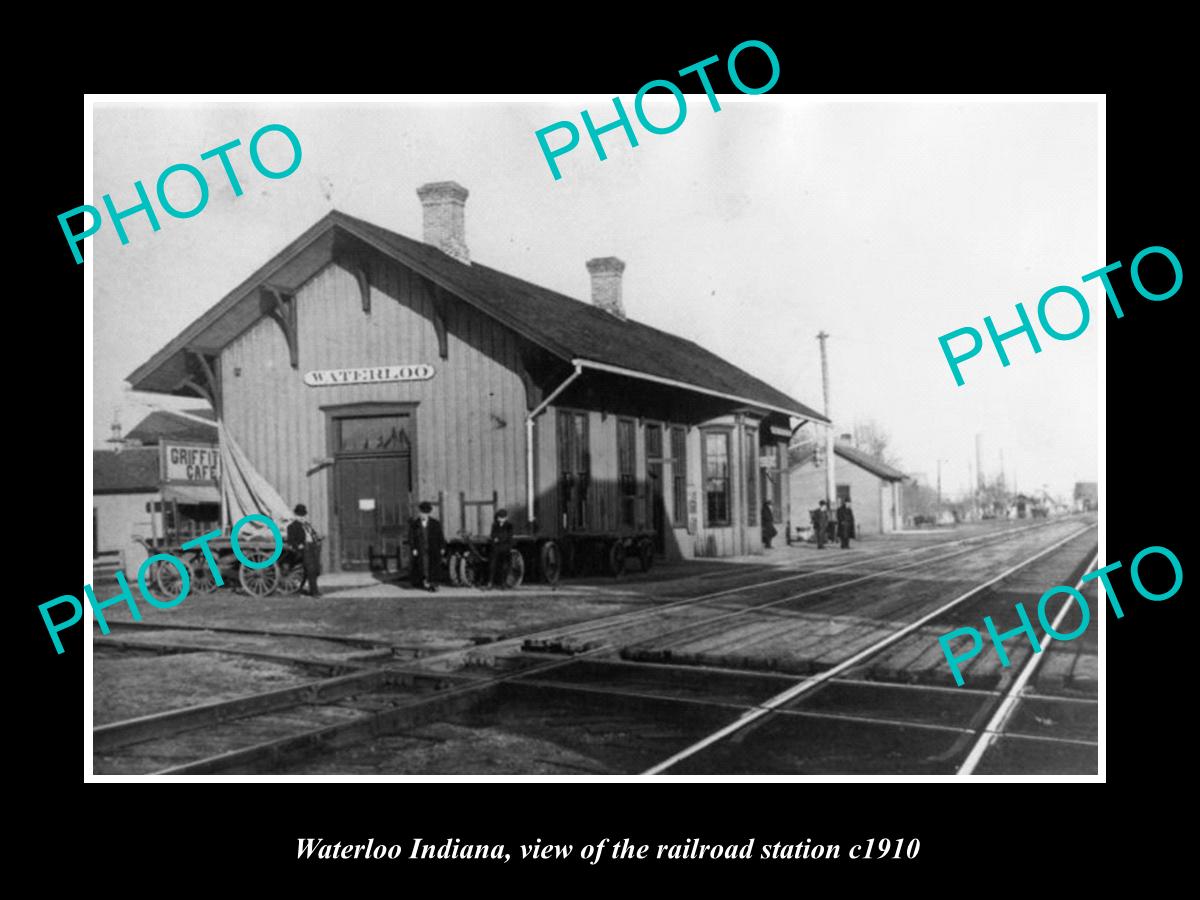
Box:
[284,501,517,596]
[810,498,856,549]
[408,502,515,592]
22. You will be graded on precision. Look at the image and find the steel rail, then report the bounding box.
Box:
[956,555,1099,775]
[95,518,1085,772]
[619,521,1087,656]
[641,526,1095,774]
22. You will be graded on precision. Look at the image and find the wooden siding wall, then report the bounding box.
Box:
[220,257,529,568]
[531,407,776,560]
[94,492,159,574]
[788,457,894,536]
[534,408,695,560]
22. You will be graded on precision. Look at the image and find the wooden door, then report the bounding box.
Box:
[336,456,409,569]
[332,413,413,570]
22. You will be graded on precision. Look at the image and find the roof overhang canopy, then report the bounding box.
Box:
[572,358,828,423]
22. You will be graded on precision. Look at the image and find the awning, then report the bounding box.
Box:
[161,483,221,504]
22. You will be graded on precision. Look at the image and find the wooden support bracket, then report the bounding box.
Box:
[352,262,371,313]
[180,377,213,407]
[430,284,449,360]
[262,285,299,369]
[185,349,222,417]
[518,349,546,412]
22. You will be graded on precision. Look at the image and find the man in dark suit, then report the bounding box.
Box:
[285,504,322,597]
[811,500,829,549]
[837,498,857,549]
[761,500,778,549]
[409,501,445,592]
[487,508,515,589]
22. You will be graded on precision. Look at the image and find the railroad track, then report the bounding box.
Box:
[640,527,1097,774]
[91,515,1097,775]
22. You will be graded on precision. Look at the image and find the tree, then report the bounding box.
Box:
[851,419,901,467]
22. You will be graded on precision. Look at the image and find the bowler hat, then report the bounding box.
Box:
[418,501,433,513]
[496,508,508,518]
[294,504,308,516]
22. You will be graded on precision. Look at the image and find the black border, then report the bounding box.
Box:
[27,23,1188,886]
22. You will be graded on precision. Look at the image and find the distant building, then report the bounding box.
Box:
[93,409,219,574]
[788,437,907,535]
[1074,481,1098,512]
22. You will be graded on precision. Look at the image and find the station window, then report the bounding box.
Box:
[617,418,637,527]
[557,410,591,530]
[670,426,687,524]
[837,484,851,502]
[702,429,731,527]
[745,427,758,527]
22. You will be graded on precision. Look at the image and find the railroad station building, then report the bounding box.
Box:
[789,436,907,536]
[126,182,828,571]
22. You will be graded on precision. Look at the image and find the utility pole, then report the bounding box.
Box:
[967,459,976,519]
[817,331,835,505]
[975,433,984,493]
[936,458,946,510]
[975,433,985,517]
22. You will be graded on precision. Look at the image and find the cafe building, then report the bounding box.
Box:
[126,182,829,571]
[93,409,220,573]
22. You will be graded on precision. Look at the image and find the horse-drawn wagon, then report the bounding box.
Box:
[134,526,306,601]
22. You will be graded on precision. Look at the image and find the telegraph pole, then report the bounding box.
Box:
[817,331,835,505]
[975,433,985,517]
[967,459,976,519]
[975,433,984,493]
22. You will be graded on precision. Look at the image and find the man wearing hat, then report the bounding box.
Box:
[285,504,322,597]
[837,498,856,549]
[811,500,830,550]
[487,508,515,589]
[409,501,445,592]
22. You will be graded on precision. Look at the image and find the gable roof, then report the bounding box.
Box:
[789,442,907,482]
[94,448,160,493]
[126,210,828,423]
[125,408,217,446]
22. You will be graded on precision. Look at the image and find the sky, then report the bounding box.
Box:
[91,98,1099,500]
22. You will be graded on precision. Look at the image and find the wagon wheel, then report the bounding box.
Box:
[152,556,192,603]
[504,549,526,589]
[276,554,305,596]
[607,539,627,577]
[638,538,654,573]
[539,540,562,586]
[458,554,477,587]
[447,551,463,586]
[185,551,219,594]
[238,549,280,597]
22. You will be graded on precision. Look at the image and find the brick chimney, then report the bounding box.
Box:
[416,181,470,264]
[586,257,626,319]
